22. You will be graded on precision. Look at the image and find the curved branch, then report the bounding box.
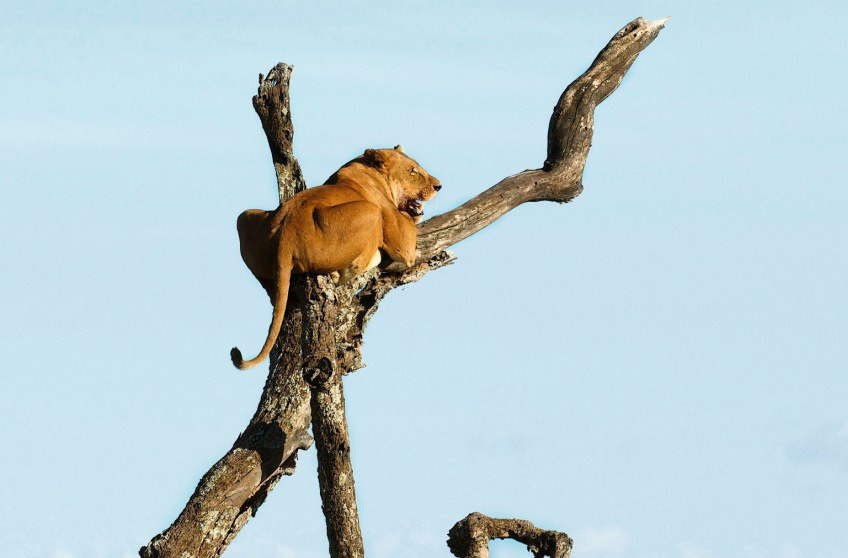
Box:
[545,16,668,172]
[447,513,573,558]
[413,17,668,263]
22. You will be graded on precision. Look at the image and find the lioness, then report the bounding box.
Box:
[231,146,441,370]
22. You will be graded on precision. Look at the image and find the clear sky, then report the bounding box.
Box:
[1,2,846,558]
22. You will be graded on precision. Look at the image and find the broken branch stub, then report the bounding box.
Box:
[252,62,307,203]
[447,513,573,558]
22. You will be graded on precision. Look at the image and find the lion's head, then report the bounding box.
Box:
[363,146,441,222]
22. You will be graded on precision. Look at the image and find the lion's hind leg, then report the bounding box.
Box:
[311,201,383,283]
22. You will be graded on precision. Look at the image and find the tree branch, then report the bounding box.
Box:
[139,286,314,558]
[141,17,666,557]
[447,513,573,558]
[412,16,668,263]
[302,277,365,558]
[140,66,315,558]
[252,63,307,203]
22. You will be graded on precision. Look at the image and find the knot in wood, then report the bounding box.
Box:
[303,356,335,389]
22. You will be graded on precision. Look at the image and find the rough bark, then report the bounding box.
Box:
[141,16,666,557]
[140,65,313,558]
[302,276,365,558]
[411,16,668,263]
[252,62,307,203]
[447,513,573,558]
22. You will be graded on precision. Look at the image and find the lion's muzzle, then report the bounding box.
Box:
[406,199,424,217]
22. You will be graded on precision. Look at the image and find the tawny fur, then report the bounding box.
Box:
[231,146,441,370]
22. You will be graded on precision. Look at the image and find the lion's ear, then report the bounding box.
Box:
[394,145,405,153]
[363,148,385,168]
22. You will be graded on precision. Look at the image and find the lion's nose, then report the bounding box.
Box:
[434,184,442,191]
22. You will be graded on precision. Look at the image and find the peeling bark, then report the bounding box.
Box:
[141,16,667,557]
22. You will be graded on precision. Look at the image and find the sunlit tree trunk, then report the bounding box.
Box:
[140,17,667,558]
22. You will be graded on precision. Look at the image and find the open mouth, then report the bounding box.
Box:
[405,199,424,217]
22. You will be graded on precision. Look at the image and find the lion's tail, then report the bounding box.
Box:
[230,245,294,371]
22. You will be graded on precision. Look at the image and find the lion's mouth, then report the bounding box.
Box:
[405,199,424,217]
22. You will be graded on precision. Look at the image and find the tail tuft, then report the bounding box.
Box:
[231,246,293,371]
[230,347,246,370]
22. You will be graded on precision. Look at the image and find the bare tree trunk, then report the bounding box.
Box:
[140,64,314,558]
[140,17,667,557]
[309,370,364,558]
[302,277,365,558]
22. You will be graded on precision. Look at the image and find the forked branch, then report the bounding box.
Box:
[140,17,666,558]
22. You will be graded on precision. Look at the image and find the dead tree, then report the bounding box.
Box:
[140,16,667,558]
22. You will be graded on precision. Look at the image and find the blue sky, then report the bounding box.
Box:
[1,2,846,558]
